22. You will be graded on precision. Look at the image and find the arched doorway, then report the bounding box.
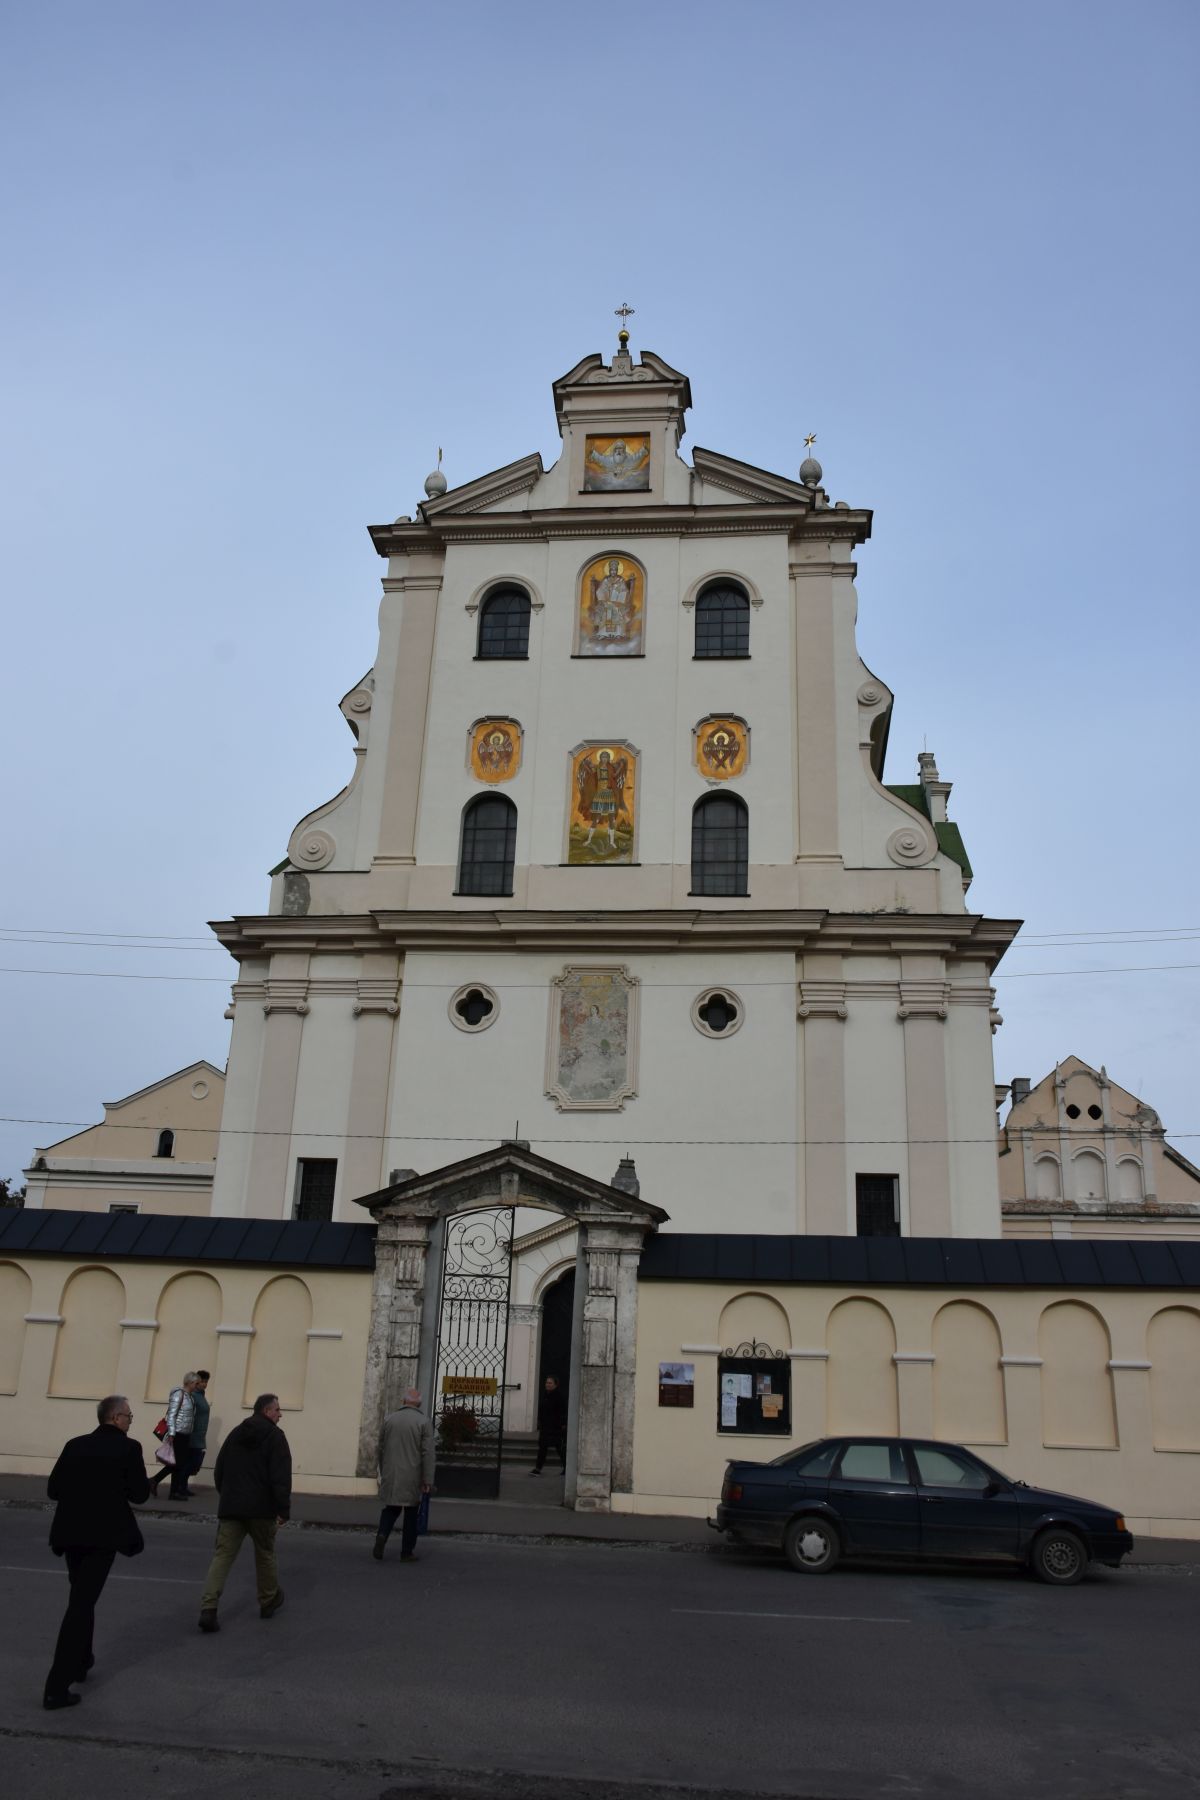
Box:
[538,1268,575,1396]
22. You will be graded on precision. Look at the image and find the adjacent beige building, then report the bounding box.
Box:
[999,1058,1200,1240]
[23,1062,224,1216]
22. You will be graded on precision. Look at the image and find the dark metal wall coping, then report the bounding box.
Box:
[3,1212,1198,1289]
[0,1209,375,1270]
[636,1232,1200,1289]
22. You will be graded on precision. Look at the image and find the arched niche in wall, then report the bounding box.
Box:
[244,1276,313,1411]
[0,1262,32,1394]
[50,1267,126,1400]
[1037,1300,1116,1449]
[1117,1157,1145,1203]
[718,1292,791,1353]
[825,1297,898,1435]
[1072,1149,1107,1201]
[1147,1306,1200,1451]
[932,1301,1006,1445]
[147,1272,223,1402]
[1034,1155,1062,1202]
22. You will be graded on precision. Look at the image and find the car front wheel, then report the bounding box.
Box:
[1030,1528,1087,1586]
[783,1515,840,1574]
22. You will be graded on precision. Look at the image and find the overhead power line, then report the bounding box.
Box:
[7,1116,1199,1147]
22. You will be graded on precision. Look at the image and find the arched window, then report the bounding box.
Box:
[694,582,750,659]
[691,793,748,896]
[155,1129,174,1158]
[477,586,531,659]
[457,794,517,896]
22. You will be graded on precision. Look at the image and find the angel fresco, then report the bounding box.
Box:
[469,717,522,783]
[571,747,632,862]
[695,716,747,780]
[584,434,651,492]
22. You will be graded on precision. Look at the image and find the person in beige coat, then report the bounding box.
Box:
[373,1388,435,1563]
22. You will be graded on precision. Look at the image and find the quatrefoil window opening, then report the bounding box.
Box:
[448,983,500,1033]
[692,987,744,1039]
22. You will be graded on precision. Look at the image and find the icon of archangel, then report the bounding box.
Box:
[697,717,746,780]
[577,554,644,657]
[583,433,651,492]
[568,744,636,865]
[469,717,522,783]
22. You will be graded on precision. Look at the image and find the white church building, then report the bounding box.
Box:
[210,331,1016,1248]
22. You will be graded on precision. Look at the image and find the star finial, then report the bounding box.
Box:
[804,433,817,449]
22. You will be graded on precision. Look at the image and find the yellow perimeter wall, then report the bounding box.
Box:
[0,1257,374,1495]
[627,1281,1200,1538]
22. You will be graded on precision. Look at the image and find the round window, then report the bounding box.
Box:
[1087,1104,1103,1120]
[1065,1103,1081,1119]
[692,988,744,1039]
[449,983,499,1033]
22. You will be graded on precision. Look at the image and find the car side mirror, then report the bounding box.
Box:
[983,1481,1003,1498]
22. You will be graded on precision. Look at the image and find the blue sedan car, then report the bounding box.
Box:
[714,1436,1133,1584]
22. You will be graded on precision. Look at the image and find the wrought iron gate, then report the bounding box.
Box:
[430,1208,514,1498]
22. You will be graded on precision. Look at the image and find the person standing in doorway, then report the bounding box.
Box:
[197,1394,291,1633]
[529,1376,567,1475]
[373,1388,434,1562]
[43,1395,150,1710]
[150,1371,198,1500]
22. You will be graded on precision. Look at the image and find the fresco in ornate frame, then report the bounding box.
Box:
[566,740,638,866]
[693,714,749,781]
[583,433,650,492]
[545,964,640,1111]
[576,553,645,657]
[468,717,522,783]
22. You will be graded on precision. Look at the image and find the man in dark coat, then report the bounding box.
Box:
[197,1393,291,1632]
[530,1375,567,1475]
[44,1394,150,1710]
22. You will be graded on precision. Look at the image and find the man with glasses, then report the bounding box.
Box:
[43,1394,150,1710]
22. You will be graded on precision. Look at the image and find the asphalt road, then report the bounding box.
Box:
[2,1509,1197,1800]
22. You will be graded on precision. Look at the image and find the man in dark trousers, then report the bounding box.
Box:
[44,1394,150,1710]
[529,1375,567,1475]
[197,1393,291,1633]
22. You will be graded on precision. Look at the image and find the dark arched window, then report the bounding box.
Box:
[694,583,750,658]
[477,586,531,659]
[457,794,517,896]
[155,1129,175,1158]
[691,793,748,896]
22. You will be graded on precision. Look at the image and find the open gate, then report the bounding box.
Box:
[430,1208,514,1497]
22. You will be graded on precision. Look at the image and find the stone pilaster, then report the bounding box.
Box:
[356,1213,433,1477]
[897,956,951,1235]
[245,951,311,1217]
[342,955,403,1206]
[798,956,848,1234]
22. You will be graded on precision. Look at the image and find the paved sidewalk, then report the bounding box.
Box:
[3,1470,1195,1561]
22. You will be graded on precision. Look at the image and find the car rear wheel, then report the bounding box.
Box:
[783,1515,840,1574]
[1030,1528,1087,1586]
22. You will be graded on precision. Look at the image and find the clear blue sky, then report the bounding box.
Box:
[3,2,1197,1183]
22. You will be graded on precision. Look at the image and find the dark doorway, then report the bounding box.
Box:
[538,1269,575,1401]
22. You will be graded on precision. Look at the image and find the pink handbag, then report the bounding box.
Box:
[154,1440,176,1467]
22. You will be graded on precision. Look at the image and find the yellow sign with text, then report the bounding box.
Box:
[442,1376,498,1397]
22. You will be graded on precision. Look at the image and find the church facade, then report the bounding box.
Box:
[210,336,1017,1244]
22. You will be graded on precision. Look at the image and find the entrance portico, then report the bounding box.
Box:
[353,1144,667,1511]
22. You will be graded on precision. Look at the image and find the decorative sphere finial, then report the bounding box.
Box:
[799,432,822,488]
[618,327,630,346]
[424,445,447,499]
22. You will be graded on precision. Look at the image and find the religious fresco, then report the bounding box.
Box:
[568,743,637,865]
[468,717,522,783]
[694,715,748,780]
[577,554,644,656]
[545,965,639,1110]
[583,433,651,492]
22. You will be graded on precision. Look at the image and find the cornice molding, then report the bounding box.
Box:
[210,909,1021,970]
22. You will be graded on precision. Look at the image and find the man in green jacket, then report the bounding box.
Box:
[197,1393,291,1633]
